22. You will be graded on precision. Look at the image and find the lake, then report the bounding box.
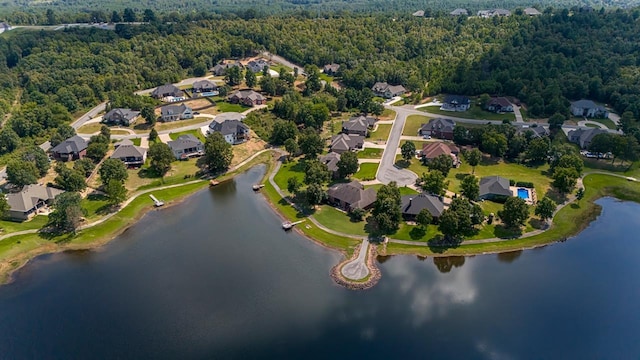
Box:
[0,165,638,359]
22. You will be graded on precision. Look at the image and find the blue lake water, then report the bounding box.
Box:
[0,165,639,359]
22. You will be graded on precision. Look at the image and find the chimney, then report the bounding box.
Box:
[409,197,413,206]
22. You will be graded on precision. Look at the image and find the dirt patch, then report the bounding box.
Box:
[231,134,268,167]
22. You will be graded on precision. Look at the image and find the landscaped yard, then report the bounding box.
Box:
[77,122,104,134]
[273,160,305,195]
[357,147,384,159]
[125,158,200,191]
[169,129,206,142]
[353,163,379,181]
[216,102,250,113]
[370,124,392,142]
[154,117,210,132]
[0,216,48,235]
[312,205,368,236]
[420,105,515,121]
[403,114,430,136]
[131,138,142,146]
[380,108,396,120]
[591,118,617,129]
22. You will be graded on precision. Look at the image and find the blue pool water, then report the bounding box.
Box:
[517,188,529,199]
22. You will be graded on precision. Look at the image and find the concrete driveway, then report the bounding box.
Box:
[375,106,419,186]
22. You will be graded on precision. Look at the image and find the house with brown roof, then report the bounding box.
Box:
[419,118,456,140]
[323,64,340,76]
[486,97,513,113]
[330,134,364,154]
[50,135,88,161]
[228,90,266,107]
[327,181,377,212]
[342,115,377,136]
[6,184,64,221]
[421,142,460,164]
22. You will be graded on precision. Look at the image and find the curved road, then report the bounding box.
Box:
[375,106,419,186]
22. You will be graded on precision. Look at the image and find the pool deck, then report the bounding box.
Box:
[509,186,537,205]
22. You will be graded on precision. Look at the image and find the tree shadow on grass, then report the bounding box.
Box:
[138,167,163,179]
[528,218,546,230]
[133,123,152,131]
[427,235,462,254]
[394,159,410,169]
[545,188,568,205]
[493,224,524,238]
[409,226,426,240]
[455,173,470,181]
[37,226,77,243]
[570,203,580,209]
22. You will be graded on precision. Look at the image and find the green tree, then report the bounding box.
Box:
[336,151,359,178]
[350,208,366,222]
[48,192,86,234]
[20,146,50,177]
[271,121,298,145]
[427,154,453,177]
[73,158,96,177]
[298,128,323,159]
[416,208,432,228]
[370,182,402,234]
[553,167,579,194]
[149,127,159,142]
[305,183,326,206]
[203,132,233,173]
[548,113,566,130]
[556,154,584,175]
[100,125,111,140]
[0,195,9,218]
[499,197,529,228]
[99,158,128,185]
[525,137,550,163]
[245,69,257,88]
[401,141,416,162]
[104,179,127,206]
[0,128,20,154]
[481,131,508,157]
[460,174,479,200]
[54,164,87,192]
[284,138,300,158]
[535,196,556,222]
[148,142,174,176]
[86,140,109,162]
[123,8,136,22]
[438,208,460,240]
[420,170,448,196]
[49,125,76,148]
[224,66,242,86]
[304,159,330,185]
[576,188,585,200]
[6,160,38,187]
[304,65,322,95]
[464,148,482,174]
[141,105,156,125]
[287,177,301,194]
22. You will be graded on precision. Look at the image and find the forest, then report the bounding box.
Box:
[2,9,640,150]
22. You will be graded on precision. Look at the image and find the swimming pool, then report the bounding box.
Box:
[517,188,530,199]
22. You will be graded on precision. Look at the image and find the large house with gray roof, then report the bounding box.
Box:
[441,95,471,112]
[486,97,513,113]
[6,184,64,221]
[570,100,609,118]
[419,118,456,140]
[523,7,542,16]
[450,8,468,16]
[191,79,219,93]
[479,176,512,201]
[400,193,445,221]
[342,115,377,136]
[247,59,269,73]
[208,119,250,145]
[160,104,193,122]
[210,62,242,76]
[371,82,406,98]
[110,141,147,167]
[330,134,364,154]
[319,152,342,178]
[50,135,88,161]
[167,134,204,160]
[151,84,184,99]
[102,108,140,126]
[327,181,377,212]
[567,128,609,149]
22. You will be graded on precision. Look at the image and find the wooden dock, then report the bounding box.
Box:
[282,220,305,231]
[149,194,164,207]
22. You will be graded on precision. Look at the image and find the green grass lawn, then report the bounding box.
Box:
[366,183,418,196]
[217,102,249,113]
[357,147,383,159]
[319,73,334,83]
[370,124,392,142]
[273,160,305,195]
[420,105,515,121]
[169,129,206,142]
[403,114,430,136]
[380,108,396,120]
[0,216,48,234]
[353,163,379,181]
[81,194,110,220]
[399,140,427,152]
[313,205,368,236]
[585,123,599,128]
[592,118,617,129]
[131,138,142,146]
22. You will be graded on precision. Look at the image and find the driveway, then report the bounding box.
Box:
[375,106,419,186]
[158,134,172,144]
[513,105,524,123]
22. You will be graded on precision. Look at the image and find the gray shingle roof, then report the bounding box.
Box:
[192,79,218,91]
[443,95,470,105]
[420,118,455,133]
[6,184,64,213]
[208,119,249,136]
[479,176,512,197]
[103,108,139,122]
[327,181,377,209]
[319,152,341,173]
[230,90,265,102]
[161,104,190,117]
[401,193,445,218]
[51,135,88,154]
[151,84,183,98]
[568,128,609,148]
[330,134,364,152]
[342,116,376,133]
[167,134,203,152]
[111,144,147,159]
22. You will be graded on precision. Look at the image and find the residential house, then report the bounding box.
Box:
[0,22,10,34]
[441,95,471,112]
[450,8,468,16]
[570,100,609,118]
[212,112,246,124]
[400,193,445,221]
[319,152,341,178]
[323,63,340,75]
[523,7,542,16]
[167,134,204,160]
[330,134,364,154]
[419,118,456,140]
[342,115,377,136]
[486,97,513,113]
[515,124,548,138]
[479,176,513,201]
[160,104,193,122]
[228,90,266,107]
[421,142,460,164]
[102,108,140,126]
[371,82,407,98]
[150,84,184,99]
[192,79,219,93]
[326,181,377,212]
[567,128,609,149]
[5,184,64,221]
[210,62,242,76]
[412,10,425,17]
[208,119,250,145]
[110,141,147,167]
[478,9,511,17]
[50,135,88,161]
[247,59,269,73]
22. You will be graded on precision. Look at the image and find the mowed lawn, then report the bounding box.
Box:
[403,114,430,136]
[369,124,392,142]
[273,160,305,195]
[216,102,249,113]
[169,129,206,142]
[312,205,368,236]
[420,105,515,121]
[353,163,379,180]
[357,147,383,159]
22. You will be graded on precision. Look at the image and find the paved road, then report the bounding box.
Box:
[375,106,418,186]
[260,51,306,76]
[71,102,107,130]
[340,240,370,280]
